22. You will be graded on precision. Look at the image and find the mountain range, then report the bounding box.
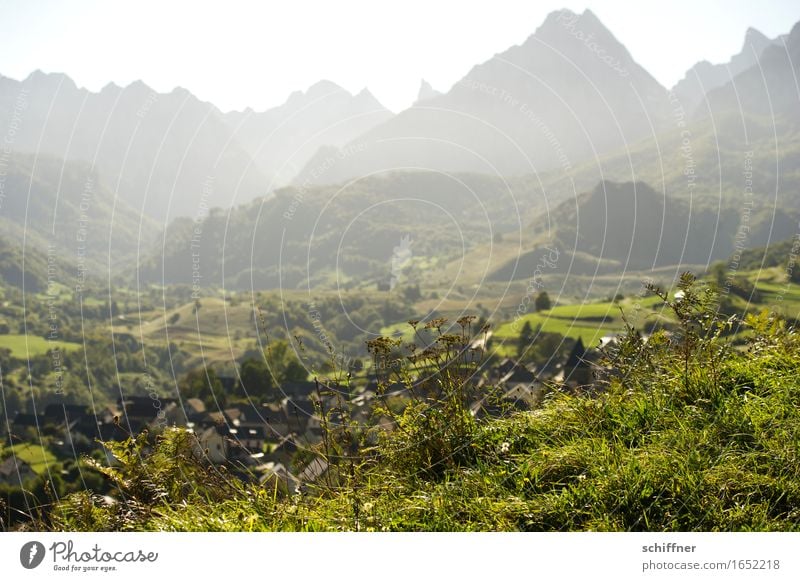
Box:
[1,9,799,291]
[0,153,157,279]
[0,73,393,222]
[223,80,393,188]
[297,9,672,186]
[672,27,786,115]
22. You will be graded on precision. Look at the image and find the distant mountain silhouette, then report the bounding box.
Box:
[223,81,393,186]
[0,71,265,221]
[297,9,672,185]
[700,21,800,119]
[414,79,442,105]
[0,153,158,274]
[672,28,783,115]
[137,171,524,290]
[491,180,800,280]
[0,73,392,221]
[2,11,800,293]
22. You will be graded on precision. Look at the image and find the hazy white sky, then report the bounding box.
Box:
[2,0,799,113]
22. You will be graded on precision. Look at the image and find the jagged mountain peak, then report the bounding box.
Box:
[535,8,619,41]
[282,80,350,108]
[297,7,670,186]
[673,25,785,113]
[353,87,386,109]
[415,79,442,104]
[24,69,78,91]
[744,27,770,44]
[100,81,121,94]
[495,7,643,82]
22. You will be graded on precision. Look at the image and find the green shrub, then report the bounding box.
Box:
[46,278,800,531]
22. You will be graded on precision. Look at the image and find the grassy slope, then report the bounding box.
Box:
[52,302,800,532]
[492,295,663,345]
[127,297,258,368]
[490,269,800,347]
[4,443,57,475]
[0,334,81,357]
[140,329,800,531]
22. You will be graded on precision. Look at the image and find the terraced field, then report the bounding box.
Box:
[3,442,57,475]
[0,334,81,357]
[493,294,664,343]
[489,269,800,355]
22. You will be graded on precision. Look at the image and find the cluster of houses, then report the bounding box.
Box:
[2,339,605,492]
[471,337,603,415]
[1,380,366,493]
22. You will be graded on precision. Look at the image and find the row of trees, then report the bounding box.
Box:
[178,340,307,407]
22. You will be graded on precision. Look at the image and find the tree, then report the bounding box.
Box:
[403,284,422,302]
[534,291,551,312]
[282,358,308,383]
[239,357,273,401]
[517,321,534,357]
[517,329,572,368]
[790,262,800,284]
[179,368,226,408]
[709,261,727,287]
[265,340,308,385]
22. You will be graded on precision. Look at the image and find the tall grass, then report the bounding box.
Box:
[49,276,800,531]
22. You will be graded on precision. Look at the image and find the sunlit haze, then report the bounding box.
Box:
[2,0,799,112]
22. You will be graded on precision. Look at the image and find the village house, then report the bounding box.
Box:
[195,425,228,464]
[260,402,292,439]
[299,457,329,486]
[497,364,537,388]
[43,403,87,425]
[278,381,317,400]
[162,398,207,427]
[265,434,298,465]
[227,422,269,455]
[205,407,247,426]
[8,412,39,438]
[257,461,300,495]
[118,395,177,433]
[283,397,317,435]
